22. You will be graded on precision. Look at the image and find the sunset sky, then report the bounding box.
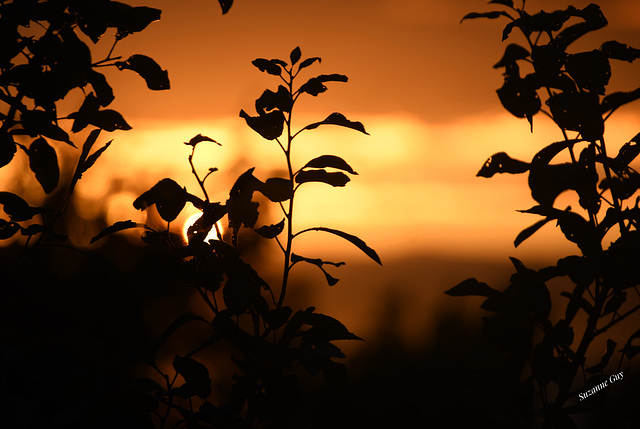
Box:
[7,0,640,344]
[80,0,640,258]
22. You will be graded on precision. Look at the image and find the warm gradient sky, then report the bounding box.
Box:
[6,0,640,347]
[76,0,640,259]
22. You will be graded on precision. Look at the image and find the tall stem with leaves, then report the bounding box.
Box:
[448,2,640,427]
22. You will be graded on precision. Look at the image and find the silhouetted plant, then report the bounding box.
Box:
[447,1,640,427]
[93,46,381,428]
[0,0,171,254]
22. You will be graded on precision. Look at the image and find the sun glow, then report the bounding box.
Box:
[182,213,223,243]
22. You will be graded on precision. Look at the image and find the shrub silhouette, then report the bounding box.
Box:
[92,47,381,428]
[448,1,640,427]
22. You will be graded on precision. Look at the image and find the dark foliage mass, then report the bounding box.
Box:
[450,1,640,427]
[90,46,380,428]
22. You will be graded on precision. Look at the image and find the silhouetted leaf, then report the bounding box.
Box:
[114,4,162,39]
[20,224,46,236]
[0,192,44,221]
[296,169,350,187]
[553,4,608,50]
[71,93,132,132]
[134,178,188,222]
[299,74,348,96]
[0,219,19,239]
[622,329,640,359]
[496,77,541,126]
[173,355,211,399]
[252,58,282,75]
[291,253,345,286]
[91,220,147,243]
[218,0,233,14]
[566,50,610,94]
[299,57,321,70]
[302,112,368,134]
[602,291,626,316]
[263,306,292,330]
[227,168,260,238]
[460,11,512,23]
[150,313,210,357]
[185,134,220,147]
[259,177,293,202]
[514,218,553,247]
[0,131,16,168]
[493,44,530,68]
[601,88,640,114]
[254,219,285,239]
[586,339,617,374]
[81,140,112,177]
[445,278,500,297]
[290,46,301,66]
[255,86,292,115]
[239,109,285,140]
[547,92,603,140]
[600,40,640,62]
[555,210,601,256]
[303,155,357,174]
[116,54,170,90]
[298,227,381,265]
[489,0,514,7]
[531,44,566,80]
[614,138,640,167]
[20,109,72,145]
[87,70,114,106]
[70,129,101,192]
[477,152,529,177]
[28,137,59,194]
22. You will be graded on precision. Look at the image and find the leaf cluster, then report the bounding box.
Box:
[452,2,640,426]
[0,0,169,242]
[93,47,380,427]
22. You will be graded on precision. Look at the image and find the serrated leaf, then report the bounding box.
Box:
[477,152,529,177]
[116,54,170,90]
[445,278,499,297]
[90,220,146,243]
[0,192,44,222]
[297,227,381,265]
[254,219,285,239]
[28,137,59,194]
[290,47,301,66]
[296,169,350,187]
[185,134,220,146]
[302,112,368,135]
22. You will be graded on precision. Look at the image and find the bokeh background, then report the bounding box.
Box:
[3,1,640,425]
